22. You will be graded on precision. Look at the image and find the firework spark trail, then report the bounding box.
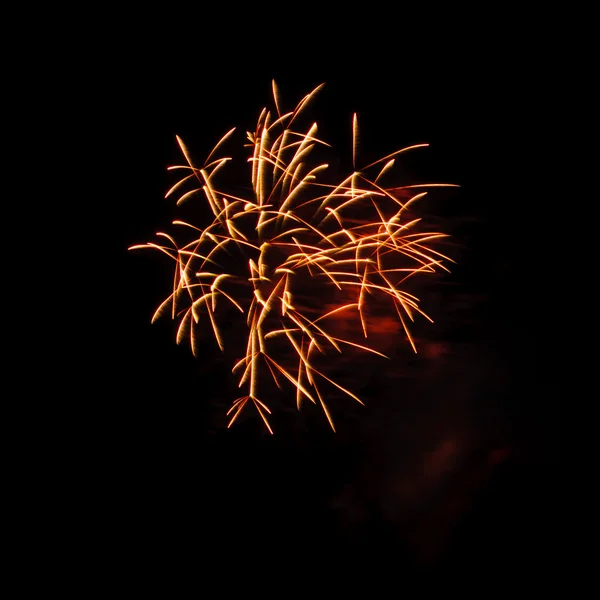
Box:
[130,82,458,433]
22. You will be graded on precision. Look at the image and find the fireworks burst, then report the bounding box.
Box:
[130,81,458,433]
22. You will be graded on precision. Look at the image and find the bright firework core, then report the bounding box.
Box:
[130,81,459,433]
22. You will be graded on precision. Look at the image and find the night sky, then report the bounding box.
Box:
[87,28,559,591]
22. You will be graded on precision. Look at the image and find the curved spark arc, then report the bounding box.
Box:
[130,81,457,433]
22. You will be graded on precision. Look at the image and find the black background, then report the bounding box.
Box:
[62,18,559,592]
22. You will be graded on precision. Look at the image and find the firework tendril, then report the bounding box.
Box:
[130,81,458,433]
